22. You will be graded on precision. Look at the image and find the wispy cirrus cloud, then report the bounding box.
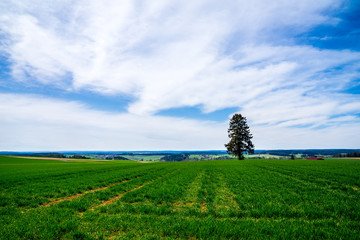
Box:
[0,0,359,150]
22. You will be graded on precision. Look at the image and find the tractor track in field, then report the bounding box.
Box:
[89,169,181,211]
[41,168,166,207]
[41,179,132,207]
[173,170,204,210]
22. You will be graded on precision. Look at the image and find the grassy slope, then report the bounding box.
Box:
[0,156,359,239]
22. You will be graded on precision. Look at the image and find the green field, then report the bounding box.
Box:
[0,156,359,239]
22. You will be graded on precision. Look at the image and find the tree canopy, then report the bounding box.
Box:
[225,113,254,160]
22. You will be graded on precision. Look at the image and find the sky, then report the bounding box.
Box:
[0,0,359,151]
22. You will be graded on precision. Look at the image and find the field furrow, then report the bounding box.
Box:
[90,169,181,210]
[213,171,239,216]
[42,179,132,207]
[173,169,205,210]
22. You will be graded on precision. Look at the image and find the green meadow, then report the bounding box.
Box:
[0,156,359,239]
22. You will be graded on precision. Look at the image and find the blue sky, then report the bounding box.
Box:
[0,0,359,151]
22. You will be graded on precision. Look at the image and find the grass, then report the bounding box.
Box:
[0,156,359,239]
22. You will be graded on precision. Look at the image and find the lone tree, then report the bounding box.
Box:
[225,113,254,160]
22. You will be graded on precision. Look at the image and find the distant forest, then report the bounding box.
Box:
[333,152,360,158]
[255,149,360,157]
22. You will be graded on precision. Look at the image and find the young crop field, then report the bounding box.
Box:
[0,156,359,239]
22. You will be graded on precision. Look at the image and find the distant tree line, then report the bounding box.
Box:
[70,155,89,159]
[24,152,91,159]
[105,155,129,160]
[31,153,66,158]
[160,154,190,162]
[257,150,360,157]
[333,152,360,158]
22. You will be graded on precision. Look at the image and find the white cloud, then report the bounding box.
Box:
[252,122,360,149]
[0,93,226,150]
[0,0,359,149]
[1,93,359,151]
